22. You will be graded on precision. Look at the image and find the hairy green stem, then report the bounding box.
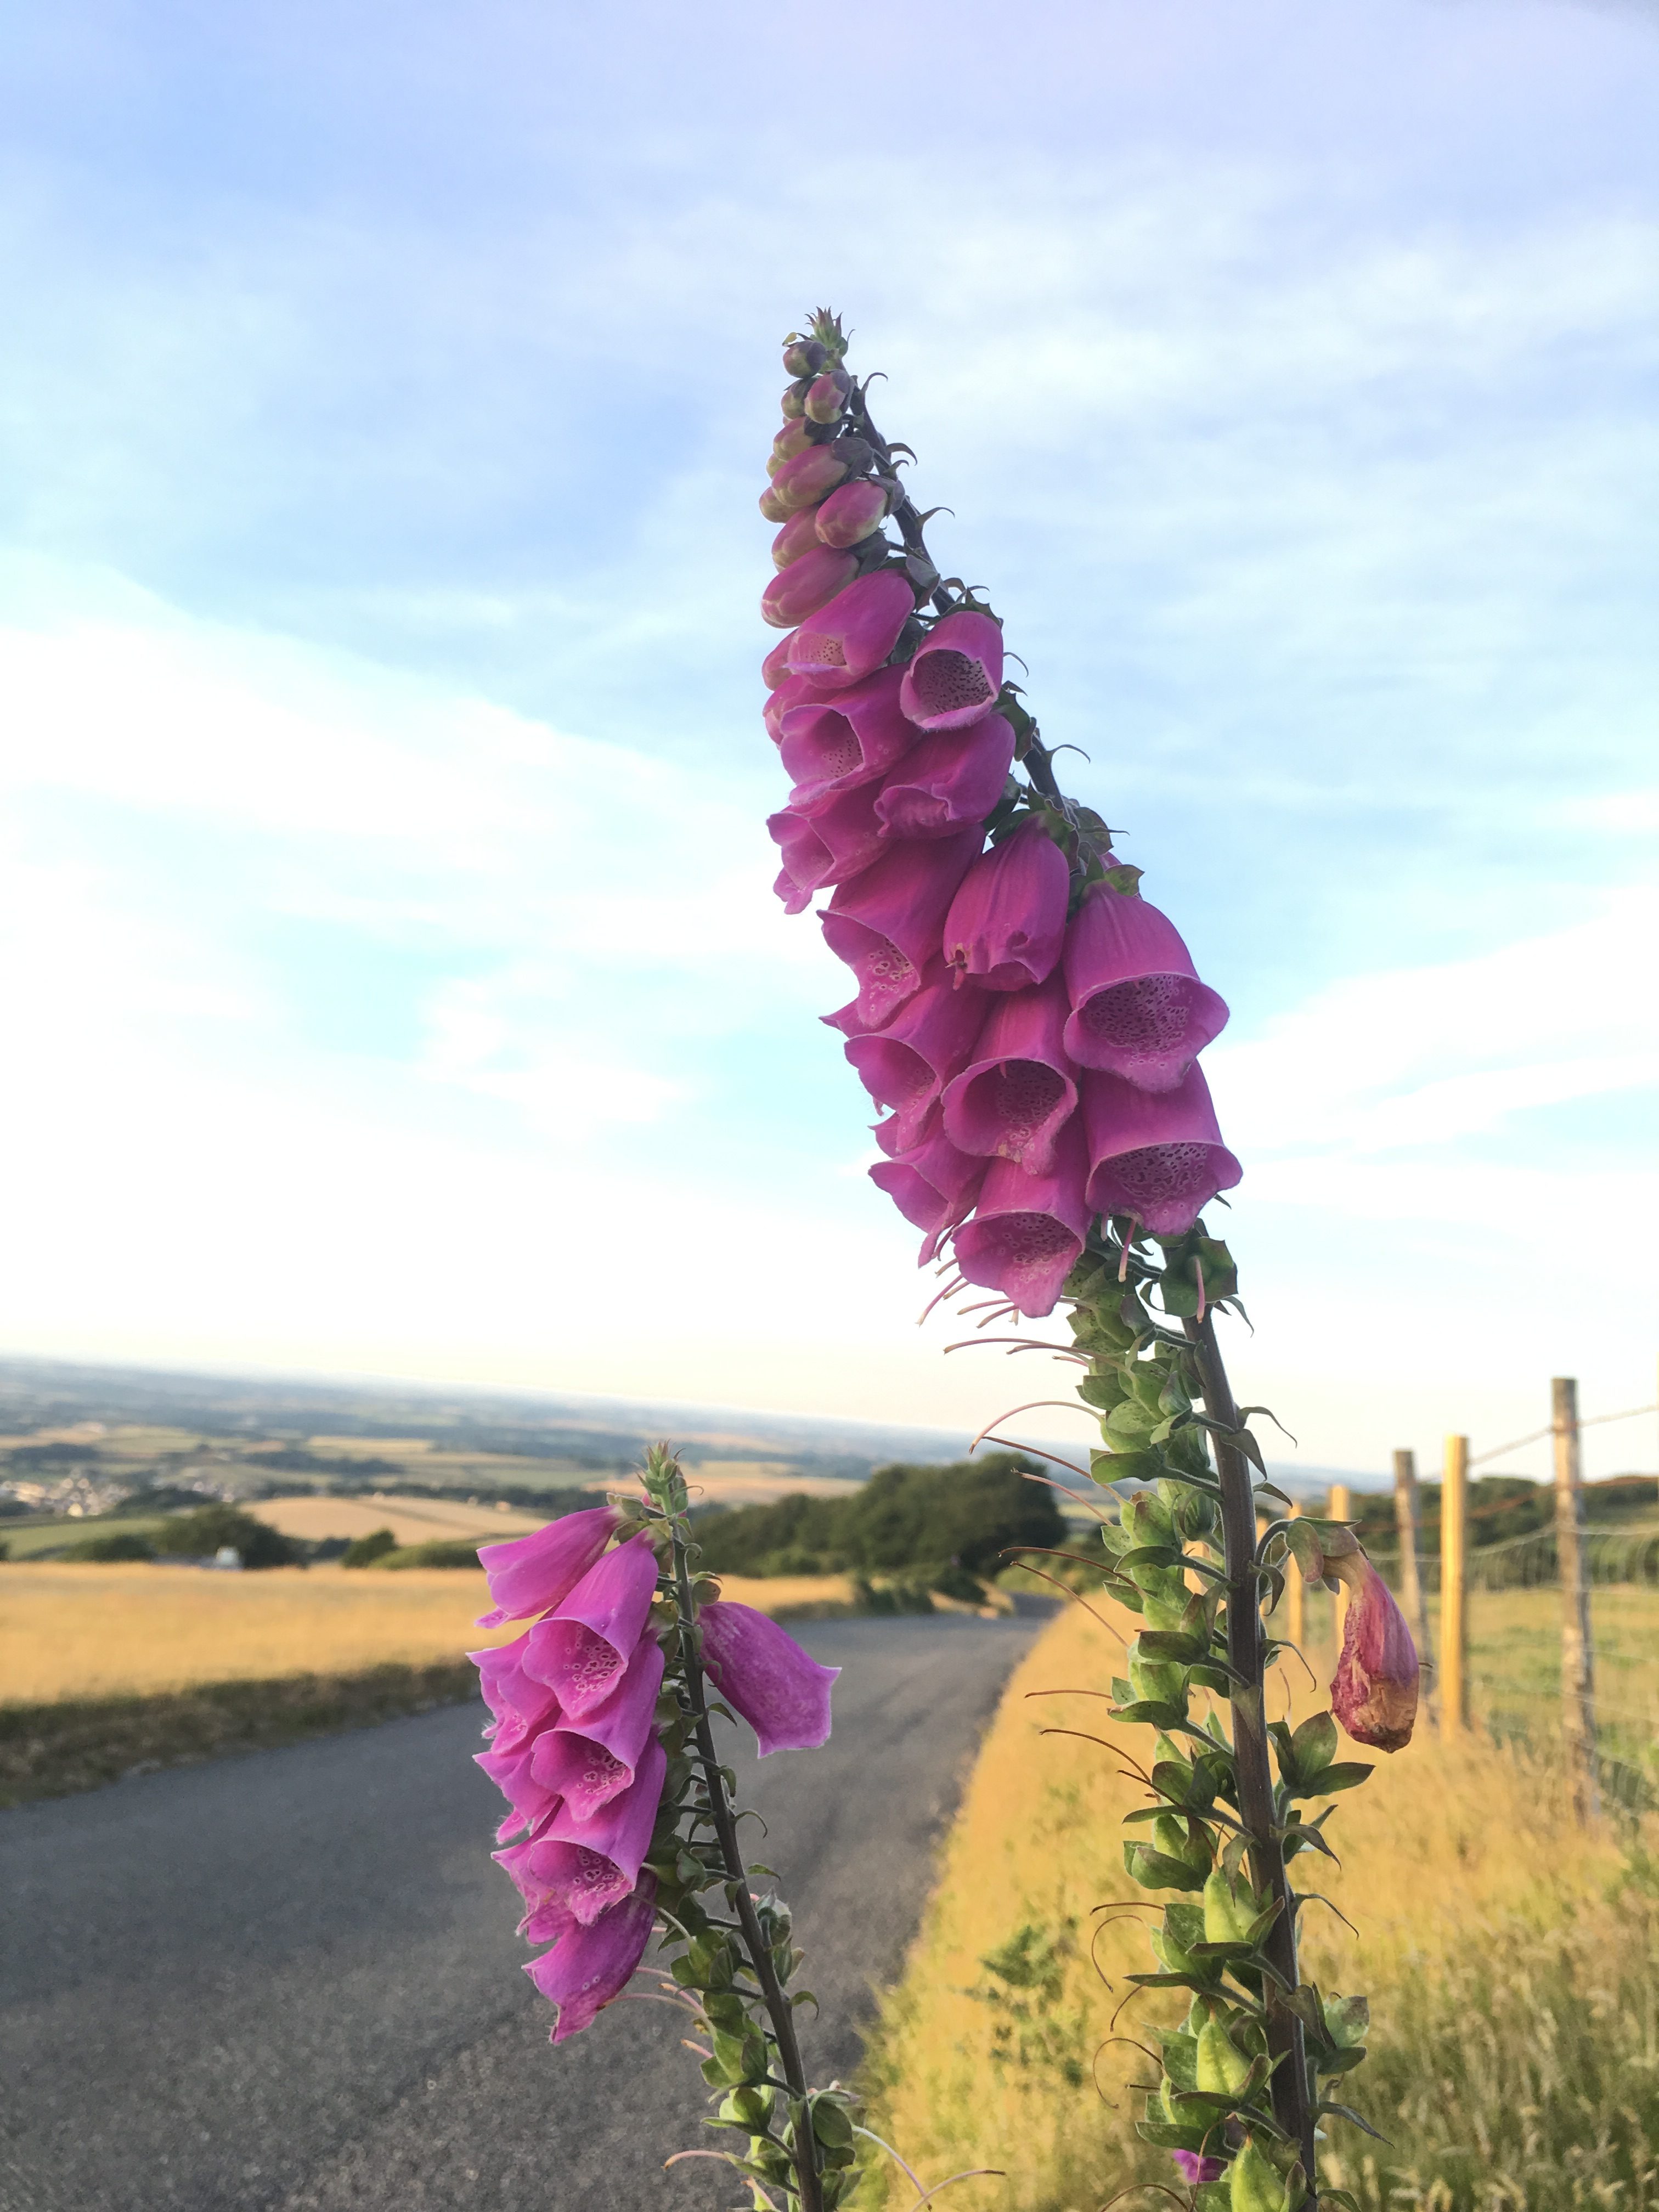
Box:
[672,1529,825,2212]
[1187,1313,1317,2192]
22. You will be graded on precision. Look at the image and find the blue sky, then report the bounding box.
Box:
[2,0,1655,1480]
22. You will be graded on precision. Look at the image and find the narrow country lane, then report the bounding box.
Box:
[0,1611,1048,2212]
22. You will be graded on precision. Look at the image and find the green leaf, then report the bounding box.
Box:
[1318,2045,1368,2076]
[1294,1763,1375,1798]
[1290,1712,1339,1779]
[1318,2100,1389,2142]
[1137,1630,1211,1663]
[1124,1842,1209,1892]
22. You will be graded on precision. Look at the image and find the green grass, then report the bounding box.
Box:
[0,1660,481,1807]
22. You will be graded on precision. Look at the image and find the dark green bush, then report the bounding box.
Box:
[373,1539,483,1570]
[340,1526,398,1568]
[158,1504,298,1570]
[694,1453,1064,1581]
[928,1561,989,1604]
[63,1531,157,1562]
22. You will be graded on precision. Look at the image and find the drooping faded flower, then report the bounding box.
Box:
[1327,1549,1420,1751]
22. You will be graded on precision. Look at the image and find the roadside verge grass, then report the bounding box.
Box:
[857,1595,1659,2212]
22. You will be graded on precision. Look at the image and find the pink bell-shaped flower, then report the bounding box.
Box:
[469,1630,563,1731]
[1062,882,1229,1092]
[952,1114,1092,1318]
[898,608,1004,730]
[761,634,795,690]
[1328,1550,1420,1751]
[874,712,1015,840]
[940,971,1078,1175]
[869,1110,985,1261]
[526,1634,664,1819]
[523,1878,658,2044]
[761,543,860,629]
[943,822,1071,991]
[842,964,989,1151]
[783,569,917,692]
[521,1533,660,1720]
[779,667,917,811]
[763,672,836,744]
[769,782,886,913]
[540,1734,668,1916]
[1080,1065,1242,1235]
[475,1738,562,1840]
[475,1504,624,1630]
[699,1600,840,1756]
[820,830,984,1030]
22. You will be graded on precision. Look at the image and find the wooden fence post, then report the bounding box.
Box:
[1441,1435,1469,1737]
[1392,1448,1434,1719]
[1286,1499,1304,1652]
[1553,1376,1599,1824]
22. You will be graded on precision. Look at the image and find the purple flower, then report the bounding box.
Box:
[898,608,1004,730]
[526,1634,665,1819]
[820,830,984,1030]
[768,443,856,512]
[779,667,917,811]
[763,672,836,744]
[952,1114,1092,1317]
[1171,2151,1227,2186]
[523,1878,658,2044]
[521,1532,661,1720]
[769,783,887,913]
[943,823,1071,991]
[941,971,1079,1174]
[815,477,892,548]
[699,1600,840,1756]
[761,633,794,690]
[1328,1549,1420,1752]
[869,1111,985,1259]
[469,1630,563,1730]
[474,1504,624,1630]
[783,568,917,691]
[770,507,825,570]
[475,1739,562,1840]
[874,712,1016,840]
[761,543,860,629]
[842,964,990,1150]
[1062,882,1229,1092]
[542,1734,668,1912]
[1081,1065,1243,1235]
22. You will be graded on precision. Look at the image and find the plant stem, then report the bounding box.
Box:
[1186,1312,1318,2194]
[672,1530,825,2212]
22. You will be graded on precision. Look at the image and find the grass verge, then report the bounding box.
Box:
[0,1660,479,1809]
[856,1595,1659,2212]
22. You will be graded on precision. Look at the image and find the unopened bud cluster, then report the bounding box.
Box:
[758,312,1240,1316]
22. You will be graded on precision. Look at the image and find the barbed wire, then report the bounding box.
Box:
[1468,1399,1659,1468]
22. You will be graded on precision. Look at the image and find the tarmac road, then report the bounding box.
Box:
[1,1610,1047,2212]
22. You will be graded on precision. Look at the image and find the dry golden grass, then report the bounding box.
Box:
[252,1492,546,1545]
[860,1595,1659,2212]
[0,1564,855,1703]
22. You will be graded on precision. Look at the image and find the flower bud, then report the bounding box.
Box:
[1327,1548,1420,1751]
[780,378,812,419]
[804,371,847,424]
[771,507,826,571]
[759,481,793,524]
[1195,2015,1252,2096]
[782,337,827,377]
[770,443,855,514]
[815,477,894,549]
[899,608,1005,731]
[1229,2138,1286,2212]
[1172,2152,1228,2187]
[761,544,860,629]
[1201,1868,1261,1946]
[769,417,816,472]
[943,822,1071,991]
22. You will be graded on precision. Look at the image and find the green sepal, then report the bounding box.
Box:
[1317,2100,1389,2142]
[1124,1842,1208,1892]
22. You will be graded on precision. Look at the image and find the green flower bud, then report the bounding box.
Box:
[1229,2137,1286,2212]
[1195,2015,1251,2096]
[1203,1868,1261,1946]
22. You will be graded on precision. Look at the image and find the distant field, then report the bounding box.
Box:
[252,1493,547,1545]
[0,1562,856,1703]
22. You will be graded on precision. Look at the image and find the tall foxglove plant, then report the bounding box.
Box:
[759,311,1419,2212]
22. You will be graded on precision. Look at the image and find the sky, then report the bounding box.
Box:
[1,0,1655,1484]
